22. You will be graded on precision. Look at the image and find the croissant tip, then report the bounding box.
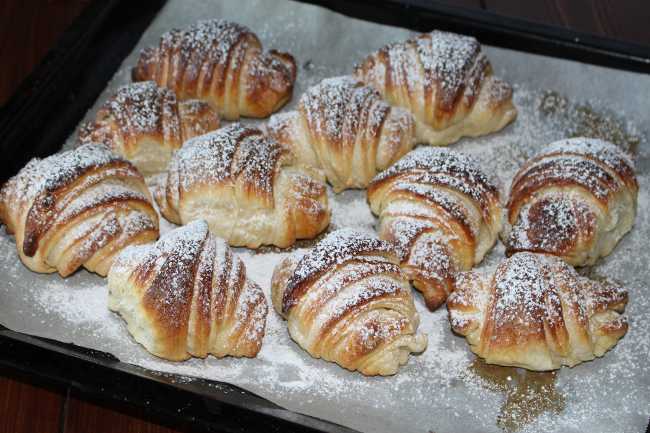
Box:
[269,49,297,81]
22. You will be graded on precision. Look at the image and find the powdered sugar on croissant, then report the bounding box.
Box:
[368,147,502,310]
[0,144,159,277]
[447,252,628,371]
[354,30,516,146]
[108,220,267,360]
[271,229,427,376]
[132,19,296,119]
[267,76,416,191]
[79,81,220,175]
[154,124,330,248]
[502,137,638,266]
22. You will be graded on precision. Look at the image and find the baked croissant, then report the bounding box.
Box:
[154,124,330,248]
[0,143,159,277]
[447,252,628,371]
[79,81,220,176]
[368,147,502,310]
[108,220,267,360]
[267,76,416,192]
[271,229,427,376]
[354,30,517,146]
[502,138,638,266]
[132,19,296,120]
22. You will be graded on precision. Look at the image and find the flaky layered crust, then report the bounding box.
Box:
[502,138,638,266]
[154,124,330,248]
[108,220,267,360]
[0,144,159,277]
[132,19,296,120]
[354,30,516,146]
[368,147,502,310]
[267,76,416,191]
[79,81,220,176]
[447,252,628,371]
[271,229,427,376]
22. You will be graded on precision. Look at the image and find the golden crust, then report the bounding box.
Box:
[447,252,628,371]
[79,81,220,176]
[154,124,330,248]
[267,76,416,192]
[354,30,517,146]
[271,229,427,376]
[503,138,638,266]
[108,220,267,360]
[132,20,296,120]
[367,147,502,310]
[0,143,159,277]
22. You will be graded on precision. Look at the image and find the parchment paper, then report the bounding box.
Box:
[1,1,649,432]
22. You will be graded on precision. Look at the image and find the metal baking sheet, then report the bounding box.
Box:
[1,1,649,432]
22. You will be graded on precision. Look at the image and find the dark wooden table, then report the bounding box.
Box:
[1,1,648,432]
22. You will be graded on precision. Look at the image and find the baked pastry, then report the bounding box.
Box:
[79,81,220,176]
[0,143,159,277]
[447,252,628,371]
[132,19,296,119]
[154,124,330,248]
[267,76,416,191]
[354,30,517,146]
[368,147,502,310]
[502,138,638,266]
[108,220,267,360]
[271,229,427,376]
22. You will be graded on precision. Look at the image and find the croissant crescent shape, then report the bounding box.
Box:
[0,144,159,277]
[154,124,330,248]
[502,138,638,266]
[447,252,628,371]
[79,81,220,176]
[354,30,517,146]
[108,220,267,360]
[132,19,297,120]
[267,76,416,192]
[368,147,502,310]
[271,229,427,376]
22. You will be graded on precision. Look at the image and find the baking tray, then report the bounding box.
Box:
[1,1,649,432]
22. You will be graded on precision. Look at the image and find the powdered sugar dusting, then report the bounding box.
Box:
[1,143,122,208]
[171,124,282,195]
[104,81,180,137]
[283,229,394,311]
[301,76,388,142]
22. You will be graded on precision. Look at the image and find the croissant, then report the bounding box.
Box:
[502,138,638,266]
[354,30,517,146]
[447,252,628,371]
[132,19,296,120]
[267,76,416,192]
[79,81,220,176]
[108,220,267,360]
[368,147,502,310]
[0,143,159,277]
[271,229,427,376]
[154,124,330,248]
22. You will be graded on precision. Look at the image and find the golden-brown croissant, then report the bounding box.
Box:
[368,147,502,310]
[154,124,330,248]
[354,30,517,146]
[0,143,159,277]
[79,81,220,176]
[502,138,638,266]
[267,76,416,192]
[271,229,427,376]
[447,252,628,371]
[108,220,267,360]
[132,19,296,120]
